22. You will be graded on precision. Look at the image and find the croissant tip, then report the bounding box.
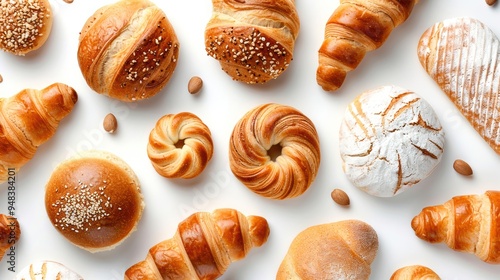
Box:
[248,215,270,247]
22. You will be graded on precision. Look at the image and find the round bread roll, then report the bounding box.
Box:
[0,0,53,55]
[15,260,83,280]
[77,0,179,102]
[45,150,144,253]
[147,112,214,179]
[229,103,320,199]
[339,85,445,197]
[390,265,441,280]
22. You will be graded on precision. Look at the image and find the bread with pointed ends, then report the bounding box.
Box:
[339,85,444,197]
[0,0,53,55]
[411,190,500,263]
[276,219,378,280]
[205,0,300,84]
[229,103,320,199]
[0,83,78,184]
[45,150,144,253]
[390,265,441,280]
[418,17,500,155]
[124,208,269,280]
[0,214,20,261]
[147,112,213,179]
[317,0,418,92]
[15,261,83,280]
[77,0,179,102]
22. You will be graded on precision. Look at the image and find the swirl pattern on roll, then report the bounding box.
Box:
[147,112,213,179]
[229,103,320,199]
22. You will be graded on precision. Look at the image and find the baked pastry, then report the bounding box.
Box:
[0,0,53,55]
[205,0,300,84]
[147,112,213,179]
[0,83,78,184]
[44,150,144,253]
[411,190,500,264]
[339,85,445,197]
[229,103,320,199]
[390,265,441,280]
[77,0,179,102]
[317,0,418,92]
[0,214,20,260]
[418,17,500,155]
[276,219,378,279]
[124,208,269,280]
[15,260,83,280]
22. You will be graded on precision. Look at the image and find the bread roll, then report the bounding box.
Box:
[390,265,441,280]
[0,0,53,55]
[15,261,83,280]
[44,150,144,253]
[0,214,20,261]
[77,0,179,102]
[339,85,445,197]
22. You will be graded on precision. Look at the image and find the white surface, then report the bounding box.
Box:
[0,0,499,279]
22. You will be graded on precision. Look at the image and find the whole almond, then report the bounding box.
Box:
[331,188,350,206]
[103,113,118,133]
[0,74,3,83]
[453,159,473,176]
[486,0,497,6]
[188,76,203,94]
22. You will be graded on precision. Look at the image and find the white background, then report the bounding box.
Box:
[1,0,499,279]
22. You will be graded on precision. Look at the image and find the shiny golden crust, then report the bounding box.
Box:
[205,0,300,84]
[276,220,379,279]
[147,112,213,179]
[229,103,320,199]
[44,150,144,253]
[77,0,179,102]
[124,208,270,279]
[390,265,441,280]
[0,214,20,261]
[0,0,53,55]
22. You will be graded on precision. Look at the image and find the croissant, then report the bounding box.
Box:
[124,208,270,279]
[411,190,500,263]
[317,0,418,92]
[0,83,78,184]
[205,0,300,84]
[390,265,441,280]
[0,214,20,261]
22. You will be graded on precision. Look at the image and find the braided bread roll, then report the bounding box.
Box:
[390,265,441,280]
[147,112,213,179]
[317,0,418,92]
[205,0,300,84]
[124,208,270,279]
[229,103,320,199]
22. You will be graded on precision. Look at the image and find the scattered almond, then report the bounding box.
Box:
[103,113,118,133]
[331,188,350,206]
[486,0,497,6]
[63,0,74,3]
[453,159,473,176]
[188,76,203,94]
[0,74,3,83]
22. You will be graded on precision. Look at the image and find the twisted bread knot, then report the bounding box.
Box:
[229,103,320,199]
[147,112,213,179]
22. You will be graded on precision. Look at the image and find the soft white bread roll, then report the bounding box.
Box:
[391,265,441,280]
[44,150,144,253]
[276,220,378,279]
[15,261,83,280]
[77,0,179,102]
[0,0,53,55]
[339,85,445,197]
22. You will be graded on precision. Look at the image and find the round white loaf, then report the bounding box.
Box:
[339,85,445,197]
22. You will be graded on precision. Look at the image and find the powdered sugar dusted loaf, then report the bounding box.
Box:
[339,85,445,197]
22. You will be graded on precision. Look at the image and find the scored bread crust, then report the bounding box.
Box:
[44,150,144,253]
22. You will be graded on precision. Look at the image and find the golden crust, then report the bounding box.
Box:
[390,265,441,280]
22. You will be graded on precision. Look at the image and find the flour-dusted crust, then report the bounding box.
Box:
[339,85,445,197]
[15,261,83,280]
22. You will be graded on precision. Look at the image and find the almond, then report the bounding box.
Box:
[188,76,203,94]
[331,188,350,206]
[453,159,473,176]
[103,113,118,133]
[486,0,497,6]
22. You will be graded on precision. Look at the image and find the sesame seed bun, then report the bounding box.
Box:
[44,150,144,253]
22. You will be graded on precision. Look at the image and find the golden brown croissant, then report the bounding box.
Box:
[411,190,500,263]
[124,208,270,280]
[205,0,300,84]
[0,214,20,261]
[317,0,418,92]
[390,265,441,280]
[0,83,78,184]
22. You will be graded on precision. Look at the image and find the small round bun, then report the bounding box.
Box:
[390,265,441,280]
[147,112,213,179]
[45,150,144,253]
[229,103,321,199]
[15,260,83,280]
[339,85,445,197]
[0,0,53,55]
